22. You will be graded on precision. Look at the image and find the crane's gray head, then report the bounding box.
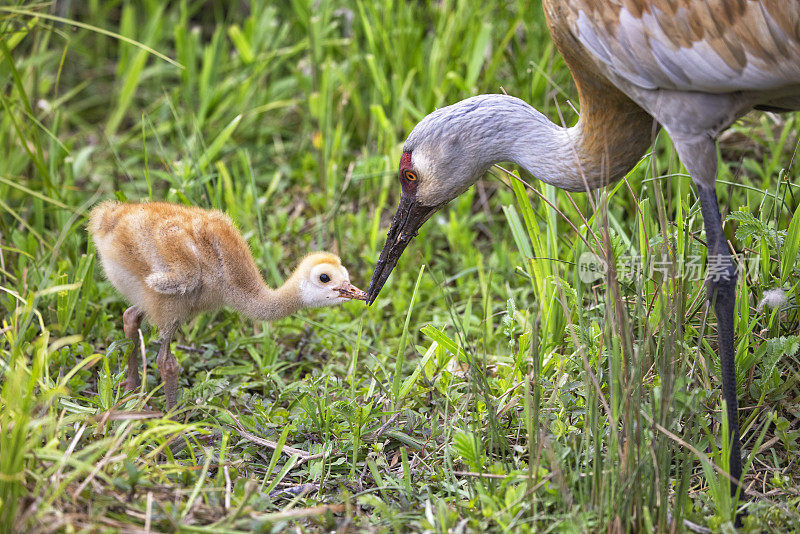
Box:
[367,94,532,304]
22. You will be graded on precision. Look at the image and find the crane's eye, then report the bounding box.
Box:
[404,170,418,181]
[319,273,331,283]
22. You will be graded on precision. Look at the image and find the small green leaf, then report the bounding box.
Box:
[781,203,800,282]
[227,25,254,64]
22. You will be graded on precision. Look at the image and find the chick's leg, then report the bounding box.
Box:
[156,324,180,412]
[123,306,144,391]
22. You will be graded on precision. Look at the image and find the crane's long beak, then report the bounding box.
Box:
[366,194,439,305]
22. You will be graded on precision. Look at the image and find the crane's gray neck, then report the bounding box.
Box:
[503,109,591,192]
[405,95,625,203]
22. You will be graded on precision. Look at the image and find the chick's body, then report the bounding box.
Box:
[88,201,365,410]
[91,201,272,329]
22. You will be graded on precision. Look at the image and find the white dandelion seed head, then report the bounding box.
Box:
[757,288,788,311]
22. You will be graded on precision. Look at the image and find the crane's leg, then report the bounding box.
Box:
[696,184,743,496]
[123,306,144,391]
[673,136,742,506]
[676,137,744,518]
[155,324,180,412]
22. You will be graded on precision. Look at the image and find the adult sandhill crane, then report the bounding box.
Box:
[89,201,366,411]
[367,0,800,508]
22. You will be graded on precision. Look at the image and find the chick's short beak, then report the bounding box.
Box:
[366,194,439,305]
[336,280,368,301]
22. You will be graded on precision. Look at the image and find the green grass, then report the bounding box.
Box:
[2,1,800,531]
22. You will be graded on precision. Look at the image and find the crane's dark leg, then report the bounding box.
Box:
[696,184,743,499]
[156,324,180,412]
[123,306,144,391]
[672,135,743,522]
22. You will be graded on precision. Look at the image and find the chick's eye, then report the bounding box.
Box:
[404,170,417,181]
[319,273,331,283]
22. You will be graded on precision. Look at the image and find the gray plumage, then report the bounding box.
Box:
[369,5,800,519]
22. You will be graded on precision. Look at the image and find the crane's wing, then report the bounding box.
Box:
[562,0,800,93]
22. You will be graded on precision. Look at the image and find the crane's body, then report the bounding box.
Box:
[367,0,800,518]
[90,201,366,410]
[543,0,800,188]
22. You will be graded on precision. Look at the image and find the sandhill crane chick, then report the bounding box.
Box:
[89,201,366,411]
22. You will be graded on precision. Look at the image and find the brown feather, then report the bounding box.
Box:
[542,1,656,185]
[539,0,800,183]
